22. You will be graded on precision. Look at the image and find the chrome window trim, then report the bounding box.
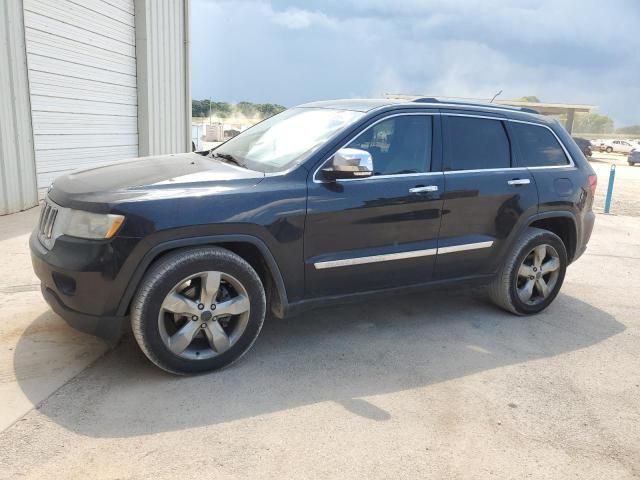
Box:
[442,113,576,169]
[312,112,437,184]
[336,171,443,182]
[313,240,494,269]
[443,167,527,175]
[312,111,576,183]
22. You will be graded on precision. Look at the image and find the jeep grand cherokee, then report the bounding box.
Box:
[31,98,597,374]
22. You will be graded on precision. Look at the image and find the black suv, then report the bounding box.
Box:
[31,98,597,374]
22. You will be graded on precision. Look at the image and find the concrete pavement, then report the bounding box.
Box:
[0,209,638,479]
[0,207,107,433]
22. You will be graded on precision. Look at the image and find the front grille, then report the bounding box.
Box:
[38,202,58,239]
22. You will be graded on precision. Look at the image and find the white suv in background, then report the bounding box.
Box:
[599,140,635,154]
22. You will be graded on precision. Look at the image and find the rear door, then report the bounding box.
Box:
[304,112,444,297]
[436,112,538,279]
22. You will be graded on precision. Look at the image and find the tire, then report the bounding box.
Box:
[606,146,613,153]
[488,227,567,315]
[131,247,266,374]
[629,161,635,166]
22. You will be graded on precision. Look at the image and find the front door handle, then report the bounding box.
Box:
[409,185,438,193]
[507,179,531,186]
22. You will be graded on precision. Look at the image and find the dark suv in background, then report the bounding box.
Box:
[31,98,597,374]
[572,136,592,158]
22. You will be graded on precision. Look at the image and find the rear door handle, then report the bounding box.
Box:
[409,185,438,193]
[507,179,531,186]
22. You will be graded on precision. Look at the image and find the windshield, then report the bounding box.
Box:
[212,108,364,172]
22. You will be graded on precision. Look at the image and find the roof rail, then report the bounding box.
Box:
[411,97,539,114]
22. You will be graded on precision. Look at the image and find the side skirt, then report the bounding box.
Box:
[284,273,495,318]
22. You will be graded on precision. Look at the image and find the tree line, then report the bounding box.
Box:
[193,97,639,135]
[192,100,286,119]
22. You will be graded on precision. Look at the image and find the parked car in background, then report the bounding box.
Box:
[599,139,635,154]
[572,137,592,157]
[30,98,597,374]
[628,149,640,166]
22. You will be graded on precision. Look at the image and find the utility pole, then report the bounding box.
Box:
[209,96,212,126]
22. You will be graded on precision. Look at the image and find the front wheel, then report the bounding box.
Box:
[488,228,567,315]
[606,146,613,153]
[131,247,266,374]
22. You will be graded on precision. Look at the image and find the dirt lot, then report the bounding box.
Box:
[0,200,639,479]
[590,152,640,217]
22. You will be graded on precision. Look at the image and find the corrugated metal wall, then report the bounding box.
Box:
[136,0,191,156]
[23,0,139,188]
[0,0,38,215]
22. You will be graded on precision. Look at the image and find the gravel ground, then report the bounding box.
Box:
[589,153,640,217]
[0,213,638,479]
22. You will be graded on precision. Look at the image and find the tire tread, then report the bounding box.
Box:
[131,247,265,375]
[488,227,564,315]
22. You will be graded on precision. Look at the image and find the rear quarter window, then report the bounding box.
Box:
[511,123,569,167]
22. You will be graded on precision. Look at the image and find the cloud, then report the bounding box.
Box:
[269,7,336,30]
[191,0,640,126]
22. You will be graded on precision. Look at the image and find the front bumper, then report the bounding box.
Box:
[41,285,125,344]
[30,231,130,344]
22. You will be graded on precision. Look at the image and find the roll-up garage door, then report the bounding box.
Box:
[23,0,138,188]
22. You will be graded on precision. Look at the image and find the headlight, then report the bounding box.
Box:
[64,210,125,239]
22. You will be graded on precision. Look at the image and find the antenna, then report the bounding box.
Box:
[490,90,503,103]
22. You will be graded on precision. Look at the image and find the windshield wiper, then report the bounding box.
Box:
[211,152,247,169]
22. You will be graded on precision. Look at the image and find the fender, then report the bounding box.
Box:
[116,234,289,317]
[508,210,578,261]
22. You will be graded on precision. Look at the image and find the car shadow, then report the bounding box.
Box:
[12,288,624,438]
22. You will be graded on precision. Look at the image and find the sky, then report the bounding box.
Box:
[191,0,640,127]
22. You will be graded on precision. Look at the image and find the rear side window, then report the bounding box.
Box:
[444,116,510,171]
[511,123,569,167]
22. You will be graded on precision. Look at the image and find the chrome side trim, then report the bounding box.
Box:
[313,241,494,269]
[437,241,494,255]
[314,248,437,269]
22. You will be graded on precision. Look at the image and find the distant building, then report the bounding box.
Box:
[205,123,225,142]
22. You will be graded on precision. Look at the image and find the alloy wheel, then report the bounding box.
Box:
[158,271,250,360]
[515,244,561,305]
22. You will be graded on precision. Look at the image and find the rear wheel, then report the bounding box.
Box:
[489,228,567,315]
[131,247,266,374]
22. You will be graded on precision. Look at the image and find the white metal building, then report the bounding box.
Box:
[0,0,191,215]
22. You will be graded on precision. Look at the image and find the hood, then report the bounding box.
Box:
[48,152,265,210]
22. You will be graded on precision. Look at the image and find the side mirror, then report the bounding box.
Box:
[321,148,373,181]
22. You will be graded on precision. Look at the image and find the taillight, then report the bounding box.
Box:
[588,174,597,195]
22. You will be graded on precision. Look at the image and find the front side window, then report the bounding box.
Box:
[444,116,510,171]
[213,108,364,172]
[346,115,432,175]
[511,123,569,167]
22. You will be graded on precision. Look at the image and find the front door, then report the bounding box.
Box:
[304,112,444,297]
[436,113,539,279]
